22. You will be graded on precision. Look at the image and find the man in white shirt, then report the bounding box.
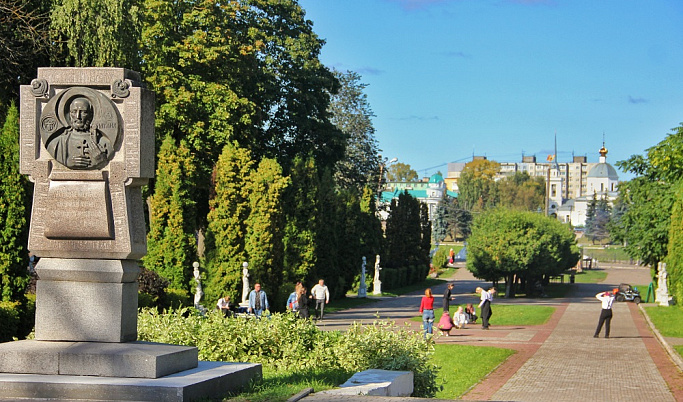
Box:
[311,279,330,320]
[593,291,615,338]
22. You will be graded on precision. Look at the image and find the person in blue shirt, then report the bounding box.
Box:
[248,283,269,317]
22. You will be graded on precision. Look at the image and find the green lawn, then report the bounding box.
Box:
[643,305,683,337]
[411,304,555,326]
[571,269,608,283]
[431,344,515,399]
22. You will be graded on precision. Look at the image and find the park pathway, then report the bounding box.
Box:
[302,265,683,401]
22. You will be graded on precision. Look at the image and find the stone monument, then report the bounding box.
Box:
[656,262,672,306]
[358,257,367,298]
[193,261,204,308]
[241,261,250,306]
[0,67,259,401]
[373,254,382,295]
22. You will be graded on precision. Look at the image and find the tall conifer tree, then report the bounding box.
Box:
[144,136,197,292]
[204,143,254,303]
[0,103,30,302]
[244,158,289,303]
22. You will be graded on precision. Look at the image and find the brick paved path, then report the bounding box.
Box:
[303,265,683,401]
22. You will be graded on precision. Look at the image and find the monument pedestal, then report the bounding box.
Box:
[0,340,198,378]
[0,361,261,402]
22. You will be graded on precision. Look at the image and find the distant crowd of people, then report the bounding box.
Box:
[215,278,330,320]
[419,283,495,337]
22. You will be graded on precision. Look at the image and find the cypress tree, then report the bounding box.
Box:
[143,136,197,293]
[204,143,254,303]
[0,103,30,302]
[282,157,319,286]
[244,158,289,304]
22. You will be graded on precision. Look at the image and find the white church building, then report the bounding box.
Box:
[556,144,619,226]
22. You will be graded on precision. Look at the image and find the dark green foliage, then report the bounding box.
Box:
[432,195,449,243]
[385,192,428,269]
[0,0,51,116]
[0,103,30,302]
[144,136,197,293]
[0,301,20,342]
[467,208,579,297]
[282,157,319,286]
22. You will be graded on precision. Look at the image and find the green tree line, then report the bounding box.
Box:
[0,0,431,322]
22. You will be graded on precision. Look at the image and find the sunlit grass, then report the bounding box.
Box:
[410,304,555,326]
[432,344,515,399]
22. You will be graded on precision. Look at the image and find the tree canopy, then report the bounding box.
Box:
[457,159,500,211]
[467,208,579,297]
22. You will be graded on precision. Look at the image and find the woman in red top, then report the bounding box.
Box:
[419,288,435,337]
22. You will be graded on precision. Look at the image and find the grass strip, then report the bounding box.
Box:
[410,304,555,326]
[431,344,515,399]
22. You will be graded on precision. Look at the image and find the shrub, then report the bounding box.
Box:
[0,301,21,342]
[432,246,451,268]
[137,309,439,397]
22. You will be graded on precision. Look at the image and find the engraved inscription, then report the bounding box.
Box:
[44,180,114,240]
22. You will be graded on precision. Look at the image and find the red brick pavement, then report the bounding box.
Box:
[459,303,568,400]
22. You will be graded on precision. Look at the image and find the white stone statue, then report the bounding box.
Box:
[358,257,367,298]
[373,254,382,295]
[192,262,203,308]
[656,262,671,306]
[241,262,250,304]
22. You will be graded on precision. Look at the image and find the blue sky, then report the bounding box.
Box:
[298,0,683,180]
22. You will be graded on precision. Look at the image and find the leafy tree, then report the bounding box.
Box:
[467,208,578,297]
[666,181,683,304]
[0,103,30,302]
[386,162,418,182]
[329,69,380,191]
[244,157,289,303]
[0,0,51,115]
[142,0,342,232]
[614,123,683,267]
[458,159,500,211]
[311,168,342,296]
[50,0,142,68]
[143,136,197,293]
[204,143,254,303]
[497,172,545,211]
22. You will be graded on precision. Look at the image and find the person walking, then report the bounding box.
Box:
[419,288,435,338]
[477,287,493,330]
[297,286,310,319]
[248,283,269,318]
[443,283,455,312]
[593,290,615,338]
[311,279,330,320]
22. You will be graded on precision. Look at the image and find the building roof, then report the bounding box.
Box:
[428,173,444,184]
[587,162,619,180]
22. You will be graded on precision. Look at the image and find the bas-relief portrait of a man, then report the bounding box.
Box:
[45,97,111,169]
[40,87,120,170]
